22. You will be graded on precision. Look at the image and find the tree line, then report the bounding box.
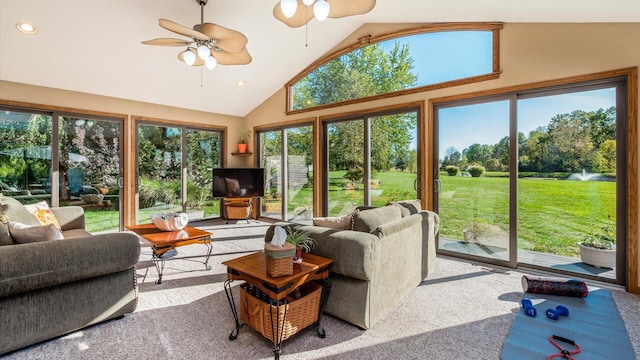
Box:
[440,107,616,174]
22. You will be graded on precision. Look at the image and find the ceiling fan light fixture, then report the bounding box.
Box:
[280,0,298,18]
[313,0,330,21]
[205,55,217,70]
[197,44,210,60]
[183,49,196,65]
[302,0,315,6]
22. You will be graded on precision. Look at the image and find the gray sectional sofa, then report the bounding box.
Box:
[266,200,439,330]
[0,196,140,355]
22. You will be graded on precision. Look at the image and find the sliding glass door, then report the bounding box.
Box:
[59,116,124,232]
[517,86,620,280]
[324,108,419,216]
[136,122,222,223]
[435,99,511,263]
[0,109,125,233]
[258,124,314,222]
[434,79,627,284]
[136,124,182,223]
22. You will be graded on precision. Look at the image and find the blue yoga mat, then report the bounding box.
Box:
[501,287,636,359]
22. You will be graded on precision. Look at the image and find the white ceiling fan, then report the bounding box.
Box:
[142,0,251,69]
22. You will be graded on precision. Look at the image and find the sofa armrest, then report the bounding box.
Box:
[305,226,378,281]
[51,206,85,231]
[0,232,140,297]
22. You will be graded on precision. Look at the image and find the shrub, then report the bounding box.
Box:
[468,165,485,177]
[445,165,459,176]
[139,178,178,208]
[344,167,364,183]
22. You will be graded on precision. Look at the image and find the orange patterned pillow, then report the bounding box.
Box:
[24,201,61,230]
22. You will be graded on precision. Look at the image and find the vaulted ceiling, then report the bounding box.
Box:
[1,0,639,117]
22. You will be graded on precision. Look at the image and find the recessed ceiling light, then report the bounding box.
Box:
[237,80,246,86]
[16,22,37,34]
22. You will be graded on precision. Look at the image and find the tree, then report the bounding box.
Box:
[296,41,418,174]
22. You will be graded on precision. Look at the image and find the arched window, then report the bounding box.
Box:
[287,23,502,113]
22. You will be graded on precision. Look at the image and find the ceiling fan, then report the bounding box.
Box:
[273,0,376,28]
[142,0,251,69]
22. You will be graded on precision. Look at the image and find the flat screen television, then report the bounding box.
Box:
[212,167,265,198]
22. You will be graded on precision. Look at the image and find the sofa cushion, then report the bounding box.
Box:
[352,205,402,233]
[312,213,353,230]
[0,232,141,298]
[391,199,422,217]
[8,222,64,243]
[62,228,93,239]
[24,201,62,229]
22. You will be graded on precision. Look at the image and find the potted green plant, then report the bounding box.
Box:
[462,221,486,243]
[237,129,252,153]
[578,215,616,268]
[285,227,316,262]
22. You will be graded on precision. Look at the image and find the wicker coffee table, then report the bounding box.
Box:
[126,224,212,284]
[223,251,333,360]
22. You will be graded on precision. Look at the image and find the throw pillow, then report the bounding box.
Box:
[8,221,64,243]
[24,201,61,229]
[313,213,353,230]
[352,205,402,233]
[0,222,12,246]
[391,199,422,217]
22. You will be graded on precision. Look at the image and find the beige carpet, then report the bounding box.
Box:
[5,219,640,359]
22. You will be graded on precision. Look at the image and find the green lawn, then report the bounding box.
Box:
[83,171,615,257]
[438,173,615,257]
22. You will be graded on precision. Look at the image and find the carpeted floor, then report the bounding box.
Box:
[4,219,640,359]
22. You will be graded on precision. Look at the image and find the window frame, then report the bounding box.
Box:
[285,22,503,115]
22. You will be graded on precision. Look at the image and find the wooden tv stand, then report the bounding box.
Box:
[223,198,257,223]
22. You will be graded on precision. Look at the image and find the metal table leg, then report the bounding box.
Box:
[152,253,166,284]
[315,277,332,338]
[269,298,288,360]
[202,242,213,271]
[224,280,242,340]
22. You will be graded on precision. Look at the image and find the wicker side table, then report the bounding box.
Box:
[222,251,333,360]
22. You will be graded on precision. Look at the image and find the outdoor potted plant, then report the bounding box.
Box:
[285,227,316,263]
[462,221,486,243]
[237,129,251,153]
[578,215,616,268]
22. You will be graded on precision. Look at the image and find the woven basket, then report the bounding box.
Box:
[264,243,295,277]
[240,282,321,342]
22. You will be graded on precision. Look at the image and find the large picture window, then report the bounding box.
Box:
[287,23,501,113]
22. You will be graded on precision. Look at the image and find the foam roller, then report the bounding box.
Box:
[521,275,588,298]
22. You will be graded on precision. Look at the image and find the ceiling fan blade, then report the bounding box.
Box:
[212,48,252,65]
[327,0,376,19]
[195,23,248,54]
[273,0,315,28]
[142,38,193,47]
[159,19,209,41]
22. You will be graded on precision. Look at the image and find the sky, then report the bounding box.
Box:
[372,31,616,157]
[438,88,617,158]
